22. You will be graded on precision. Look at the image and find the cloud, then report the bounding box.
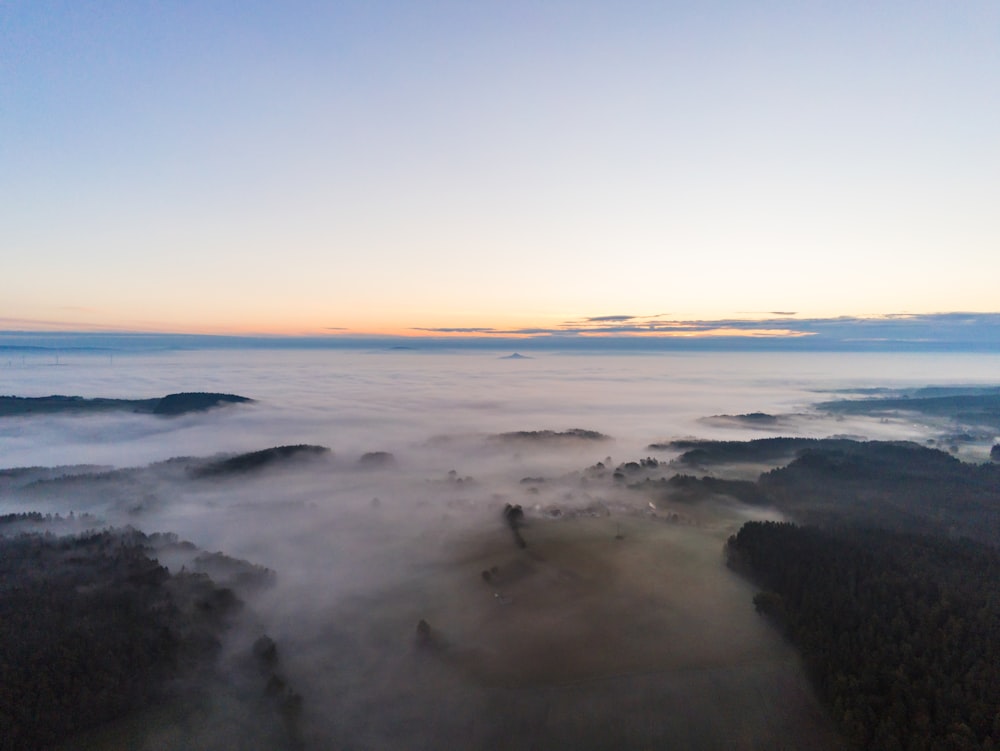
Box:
[3,313,999,352]
[402,317,815,341]
[550,316,811,338]
[410,327,500,334]
[582,315,639,323]
[0,317,113,331]
[565,314,671,328]
[399,312,1000,350]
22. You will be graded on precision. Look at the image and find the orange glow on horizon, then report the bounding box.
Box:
[126,324,816,339]
[0,314,821,339]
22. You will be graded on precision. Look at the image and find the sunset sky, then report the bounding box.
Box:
[2,1,998,337]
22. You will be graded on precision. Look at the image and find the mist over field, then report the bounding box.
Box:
[3,349,999,749]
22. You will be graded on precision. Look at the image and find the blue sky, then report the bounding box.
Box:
[2,1,998,336]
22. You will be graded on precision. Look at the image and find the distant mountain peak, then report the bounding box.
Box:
[500,352,531,359]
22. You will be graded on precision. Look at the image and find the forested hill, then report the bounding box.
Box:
[0,527,290,751]
[759,442,1000,544]
[0,392,253,417]
[816,390,1000,430]
[665,438,1000,545]
[727,522,1000,751]
[706,435,1000,750]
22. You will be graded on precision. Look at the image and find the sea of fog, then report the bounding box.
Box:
[5,349,999,469]
[2,349,999,750]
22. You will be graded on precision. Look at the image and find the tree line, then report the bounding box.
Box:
[0,528,240,750]
[727,521,1000,751]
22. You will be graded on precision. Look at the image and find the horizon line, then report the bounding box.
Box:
[1,315,999,354]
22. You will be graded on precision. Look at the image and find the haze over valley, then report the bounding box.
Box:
[2,349,999,749]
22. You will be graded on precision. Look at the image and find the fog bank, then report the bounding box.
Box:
[4,350,998,748]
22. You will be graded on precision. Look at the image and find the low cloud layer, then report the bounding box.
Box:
[4,312,999,352]
[413,312,1000,348]
[1,350,997,748]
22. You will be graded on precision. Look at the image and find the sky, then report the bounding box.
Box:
[2,1,998,338]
